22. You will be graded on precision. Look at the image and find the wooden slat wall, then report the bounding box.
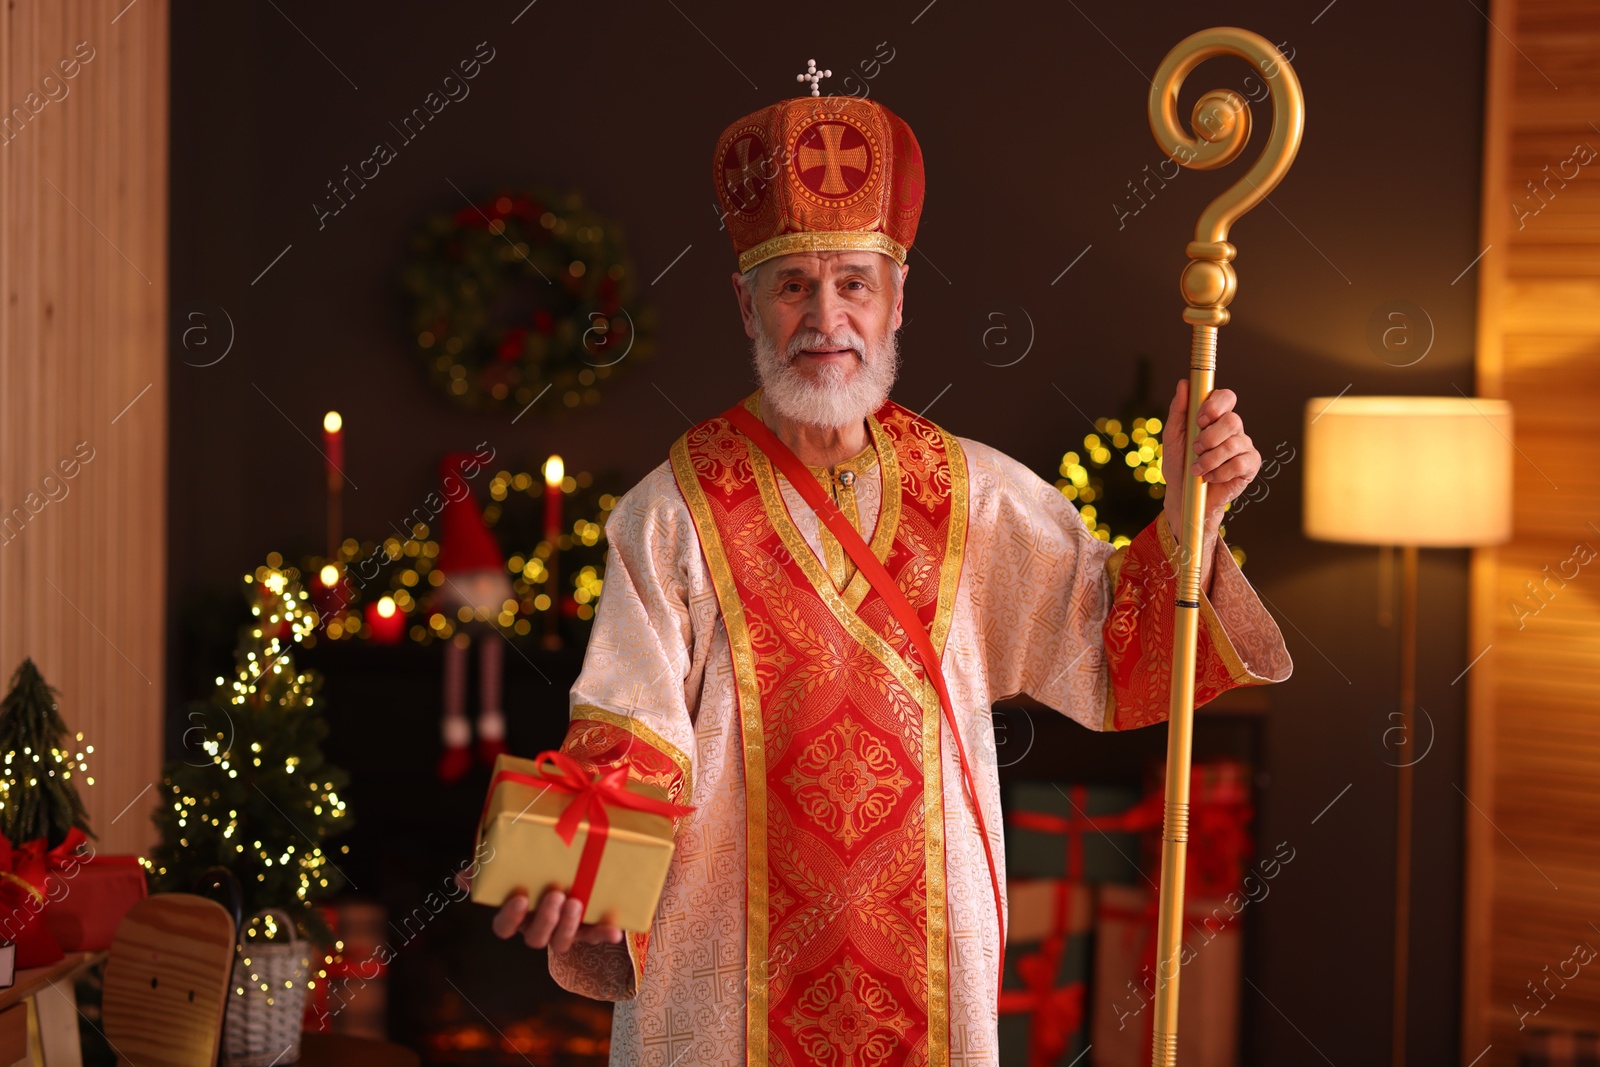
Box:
[0,1,168,857]
[1465,0,1600,1060]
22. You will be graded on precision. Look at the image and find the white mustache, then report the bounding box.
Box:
[785,330,865,361]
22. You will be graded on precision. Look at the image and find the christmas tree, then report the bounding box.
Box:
[146,560,352,940]
[0,658,94,850]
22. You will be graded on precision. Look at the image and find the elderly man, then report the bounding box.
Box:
[475,86,1292,1065]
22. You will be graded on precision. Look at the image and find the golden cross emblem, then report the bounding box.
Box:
[797,124,868,197]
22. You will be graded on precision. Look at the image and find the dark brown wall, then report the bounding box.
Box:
[169,2,1487,1061]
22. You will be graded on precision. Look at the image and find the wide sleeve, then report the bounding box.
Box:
[547,465,699,1002]
[970,440,1291,733]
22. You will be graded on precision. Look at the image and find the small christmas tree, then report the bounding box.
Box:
[147,560,352,940]
[0,659,94,849]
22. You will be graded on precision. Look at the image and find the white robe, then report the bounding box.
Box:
[548,430,1292,1066]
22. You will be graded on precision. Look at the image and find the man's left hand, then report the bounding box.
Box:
[1159,379,1261,584]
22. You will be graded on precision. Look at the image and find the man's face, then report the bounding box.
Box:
[733,250,909,430]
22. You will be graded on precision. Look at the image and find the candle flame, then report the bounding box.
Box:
[323,411,343,433]
[376,596,397,618]
[544,455,565,488]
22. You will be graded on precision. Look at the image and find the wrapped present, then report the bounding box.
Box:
[305,900,388,1037]
[470,751,694,931]
[1090,883,1240,1067]
[1140,761,1254,898]
[999,879,1093,1067]
[37,830,148,953]
[0,831,67,967]
[1005,783,1156,884]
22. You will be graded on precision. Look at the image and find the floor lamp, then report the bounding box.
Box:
[1302,395,1512,1067]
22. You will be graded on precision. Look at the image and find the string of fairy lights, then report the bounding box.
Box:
[1057,413,1244,566]
[1058,415,1167,548]
[304,464,617,647]
[141,567,347,901]
[0,735,94,812]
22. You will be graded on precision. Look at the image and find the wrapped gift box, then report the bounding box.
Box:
[41,854,148,953]
[999,879,1093,1067]
[305,899,388,1037]
[1090,883,1240,1067]
[1005,783,1151,884]
[470,753,682,932]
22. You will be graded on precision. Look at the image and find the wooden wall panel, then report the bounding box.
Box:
[0,1,168,856]
[1466,0,1600,1059]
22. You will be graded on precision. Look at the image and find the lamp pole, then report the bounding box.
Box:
[1393,543,1418,1067]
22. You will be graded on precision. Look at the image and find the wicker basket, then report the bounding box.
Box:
[223,909,311,1066]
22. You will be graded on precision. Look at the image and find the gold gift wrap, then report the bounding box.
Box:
[470,753,678,932]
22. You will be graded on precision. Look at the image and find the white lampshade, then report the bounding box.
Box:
[1302,395,1513,547]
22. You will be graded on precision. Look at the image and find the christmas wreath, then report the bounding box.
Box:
[400,189,654,412]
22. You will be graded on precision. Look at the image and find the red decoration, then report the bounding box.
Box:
[41,843,147,953]
[997,879,1089,1067]
[434,454,505,576]
[0,831,66,967]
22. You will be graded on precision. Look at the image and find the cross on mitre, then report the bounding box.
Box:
[796,58,831,96]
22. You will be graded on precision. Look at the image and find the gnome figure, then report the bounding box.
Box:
[432,453,512,783]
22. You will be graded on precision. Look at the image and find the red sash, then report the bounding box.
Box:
[671,390,974,1066]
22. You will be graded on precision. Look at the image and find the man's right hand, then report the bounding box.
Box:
[454,870,625,953]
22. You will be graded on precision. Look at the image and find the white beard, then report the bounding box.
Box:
[749,320,901,430]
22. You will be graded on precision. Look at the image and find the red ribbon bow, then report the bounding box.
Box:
[482,750,695,914]
[0,826,91,891]
[0,827,93,968]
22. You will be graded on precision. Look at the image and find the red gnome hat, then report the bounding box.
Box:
[433,452,503,576]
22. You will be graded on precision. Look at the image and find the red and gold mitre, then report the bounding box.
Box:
[713,92,925,273]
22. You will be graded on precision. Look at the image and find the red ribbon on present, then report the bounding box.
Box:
[1008,782,1252,895]
[997,881,1088,1067]
[480,750,695,912]
[1007,786,1165,882]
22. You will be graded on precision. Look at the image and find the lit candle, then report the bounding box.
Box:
[364,595,405,644]
[542,454,565,651]
[543,455,564,544]
[323,411,344,560]
[323,411,344,481]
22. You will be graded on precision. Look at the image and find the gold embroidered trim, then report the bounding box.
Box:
[738,229,908,274]
[627,930,647,992]
[930,430,969,658]
[569,703,694,800]
[669,431,771,1064]
[1155,512,1258,685]
[921,665,950,1064]
[1101,540,1128,732]
[820,516,850,592]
